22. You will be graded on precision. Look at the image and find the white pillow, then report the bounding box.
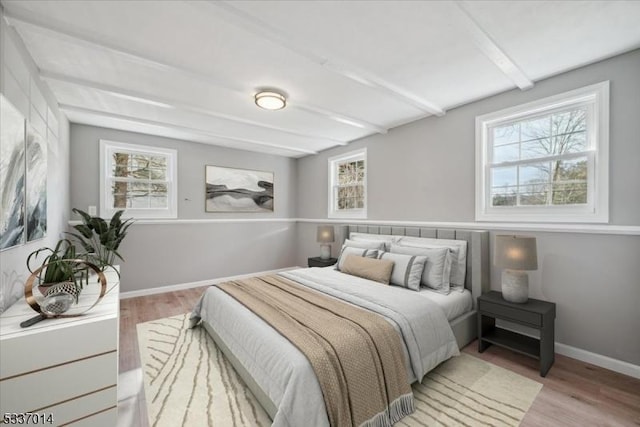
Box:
[349,232,401,251]
[343,238,385,251]
[377,251,427,291]
[396,237,467,288]
[336,246,379,271]
[389,244,452,294]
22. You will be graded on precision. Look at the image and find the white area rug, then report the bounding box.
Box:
[138,314,541,427]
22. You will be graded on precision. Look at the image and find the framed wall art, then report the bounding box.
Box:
[205,165,273,212]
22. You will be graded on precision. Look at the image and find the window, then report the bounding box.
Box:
[476,81,609,223]
[100,140,177,219]
[328,148,367,218]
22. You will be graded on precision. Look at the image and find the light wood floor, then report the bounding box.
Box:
[119,286,640,427]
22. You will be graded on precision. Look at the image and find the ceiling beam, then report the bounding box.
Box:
[199,1,446,116]
[59,104,318,155]
[454,1,534,90]
[40,69,348,146]
[2,6,387,135]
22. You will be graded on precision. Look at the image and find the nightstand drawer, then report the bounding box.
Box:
[479,300,542,326]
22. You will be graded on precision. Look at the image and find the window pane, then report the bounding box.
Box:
[148,167,167,180]
[493,142,519,163]
[493,124,519,146]
[112,153,130,177]
[519,162,551,185]
[491,166,517,188]
[552,181,587,205]
[521,116,550,141]
[521,138,552,160]
[519,163,551,206]
[112,181,129,208]
[553,157,587,182]
[111,181,170,209]
[336,184,363,211]
[150,195,168,208]
[551,131,587,156]
[150,155,167,167]
[491,186,517,206]
[550,157,588,205]
[114,165,129,178]
[552,109,586,136]
[519,187,549,205]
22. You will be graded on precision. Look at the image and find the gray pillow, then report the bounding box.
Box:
[349,232,400,251]
[395,237,467,288]
[377,251,427,291]
[343,239,385,250]
[389,244,452,294]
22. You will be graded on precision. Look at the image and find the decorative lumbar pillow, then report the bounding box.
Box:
[349,232,401,251]
[377,251,427,291]
[390,244,452,294]
[336,246,379,271]
[340,254,395,285]
[343,238,386,250]
[395,237,467,288]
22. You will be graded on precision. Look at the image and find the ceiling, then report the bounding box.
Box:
[3,1,640,158]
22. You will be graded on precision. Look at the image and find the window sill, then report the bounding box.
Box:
[476,211,608,224]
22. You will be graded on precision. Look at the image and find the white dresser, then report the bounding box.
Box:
[0,269,120,426]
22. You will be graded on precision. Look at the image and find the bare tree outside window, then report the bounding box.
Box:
[490,107,588,208]
[111,152,169,209]
[336,159,365,210]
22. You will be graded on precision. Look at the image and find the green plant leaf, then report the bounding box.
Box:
[72,208,94,230]
[110,210,124,228]
[91,217,108,235]
[73,224,94,239]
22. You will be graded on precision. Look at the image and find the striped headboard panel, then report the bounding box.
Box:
[339,225,490,302]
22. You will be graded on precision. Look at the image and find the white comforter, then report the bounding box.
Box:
[190,267,459,427]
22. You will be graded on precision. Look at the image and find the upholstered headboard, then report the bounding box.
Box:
[339,225,490,304]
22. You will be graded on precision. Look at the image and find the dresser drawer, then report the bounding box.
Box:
[0,351,117,414]
[479,300,542,326]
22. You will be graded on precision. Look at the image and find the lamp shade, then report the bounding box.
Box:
[316,225,335,243]
[494,235,538,271]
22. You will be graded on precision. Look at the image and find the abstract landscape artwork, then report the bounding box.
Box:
[26,126,47,242]
[205,166,274,212]
[0,95,26,250]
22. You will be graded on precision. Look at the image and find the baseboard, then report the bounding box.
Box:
[497,323,640,379]
[554,342,640,379]
[119,266,302,299]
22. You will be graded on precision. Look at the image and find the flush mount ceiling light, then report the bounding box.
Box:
[255,90,286,110]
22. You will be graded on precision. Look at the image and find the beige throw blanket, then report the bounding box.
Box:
[218,275,415,427]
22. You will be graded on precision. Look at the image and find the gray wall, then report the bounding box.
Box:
[69,125,298,292]
[297,50,640,225]
[295,50,640,366]
[71,125,297,219]
[0,16,71,313]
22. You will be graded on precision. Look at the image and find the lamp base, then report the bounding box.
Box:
[501,270,529,303]
[320,244,331,260]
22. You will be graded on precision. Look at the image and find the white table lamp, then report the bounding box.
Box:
[494,235,538,303]
[316,225,335,260]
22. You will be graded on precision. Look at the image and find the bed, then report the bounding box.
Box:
[190,225,489,426]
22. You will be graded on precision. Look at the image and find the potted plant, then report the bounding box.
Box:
[67,208,134,275]
[26,239,90,302]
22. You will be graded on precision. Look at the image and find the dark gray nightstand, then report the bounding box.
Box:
[308,257,338,268]
[478,291,556,377]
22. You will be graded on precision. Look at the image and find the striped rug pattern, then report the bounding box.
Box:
[137,314,271,427]
[138,314,541,427]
